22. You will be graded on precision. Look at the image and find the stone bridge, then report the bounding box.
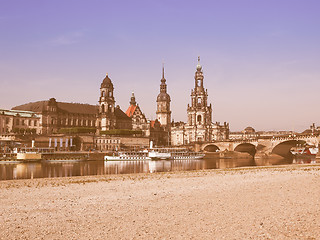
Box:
[201,134,320,158]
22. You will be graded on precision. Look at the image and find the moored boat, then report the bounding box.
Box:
[104,147,205,161]
[290,144,318,164]
[148,147,204,160]
[13,147,42,162]
[148,148,171,160]
[171,151,205,160]
[104,151,151,161]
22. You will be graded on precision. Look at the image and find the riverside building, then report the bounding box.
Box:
[0,109,41,135]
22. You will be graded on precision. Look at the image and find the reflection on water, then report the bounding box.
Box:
[0,156,286,180]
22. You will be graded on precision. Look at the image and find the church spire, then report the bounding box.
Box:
[160,63,167,93]
[130,92,136,106]
[196,56,202,71]
[162,62,165,80]
[161,62,166,83]
[195,56,204,87]
[156,62,171,135]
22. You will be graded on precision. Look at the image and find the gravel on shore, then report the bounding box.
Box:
[0,164,320,239]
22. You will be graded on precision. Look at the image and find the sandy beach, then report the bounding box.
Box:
[0,164,320,239]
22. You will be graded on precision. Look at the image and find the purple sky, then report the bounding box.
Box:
[1,0,320,132]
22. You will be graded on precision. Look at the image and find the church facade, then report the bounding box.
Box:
[7,60,229,150]
[171,58,229,146]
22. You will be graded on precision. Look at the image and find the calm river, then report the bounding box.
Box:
[0,157,290,180]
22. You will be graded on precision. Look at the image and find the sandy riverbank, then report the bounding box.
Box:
[0,164,320,239]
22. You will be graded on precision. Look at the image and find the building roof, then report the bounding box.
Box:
[150,119,161,128]
[125,105,137,117]
[115,107,131,120]
[157,92,171,102]
[12,99,98,115]
[12,101,48,112]
[244,126,255,133]
[0,109,41,118]
[301,129,319,135]
[150,120,156,128]
[101,74,113,89]
[57,102,98,115]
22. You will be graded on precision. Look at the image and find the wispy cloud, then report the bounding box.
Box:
[50,31,84,46]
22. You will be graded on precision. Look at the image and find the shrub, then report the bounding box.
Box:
[58,127,96,134]
[100,129,143,136]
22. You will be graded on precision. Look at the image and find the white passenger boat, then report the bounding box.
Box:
[148,148,171,160]
[171,151,205,160]
[104,144,205,161]
[104,151,151,161]
[13,147,42,161]
[148,148,205,160]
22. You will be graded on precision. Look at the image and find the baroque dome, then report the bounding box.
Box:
[101,74,113,88]
[244,126,255,133]
[157,92,171,102]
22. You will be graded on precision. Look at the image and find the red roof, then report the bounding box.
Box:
[150,120,161,128]
[125,105,137,117]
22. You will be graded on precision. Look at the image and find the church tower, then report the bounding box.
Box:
[130,92,136,106]
[99,73,116,131]
[187,57,212,139]
[156,65,171,131]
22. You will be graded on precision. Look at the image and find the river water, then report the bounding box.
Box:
[0,156,292,181]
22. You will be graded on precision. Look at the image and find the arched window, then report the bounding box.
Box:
[197,98,201,104]
[101,104,105,113]
[197,115,202,123]
[102,91,105,97]
[109,91,112,97]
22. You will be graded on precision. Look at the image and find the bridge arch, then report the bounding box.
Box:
[234,143,256,156]
[203,144,220,152]
[271,140,306,158]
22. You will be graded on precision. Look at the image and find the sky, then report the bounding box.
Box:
[0,0,320,132]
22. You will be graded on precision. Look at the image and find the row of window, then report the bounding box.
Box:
[0,117,39,127]
[15,119,38,127]
[51,118,95,127]
[96,139,120,144]
[99,145,118,151]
